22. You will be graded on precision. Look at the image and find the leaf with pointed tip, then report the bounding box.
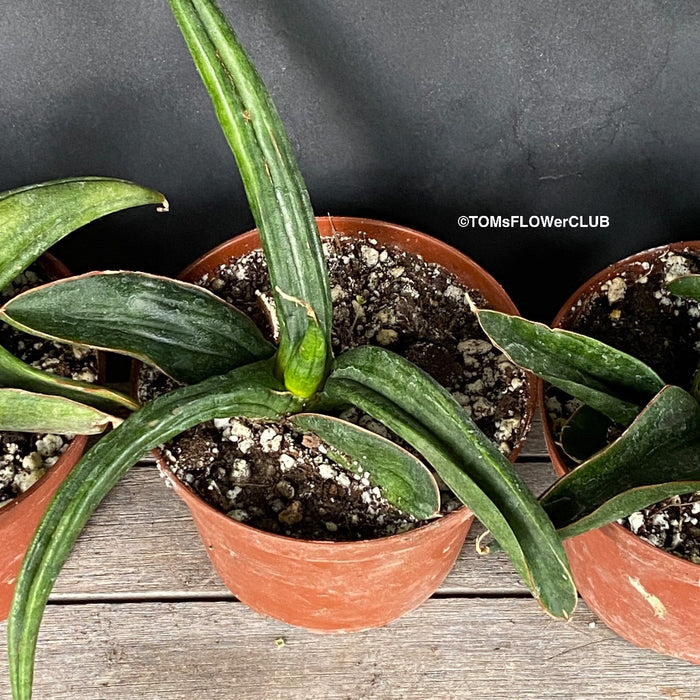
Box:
[291,413,440,520]
[560,405,613,463]
[8,360,302,700]
[167,0,332,382]
[318,345,576,620]
[0,388,119,435]
[477,309,664,424]
[667,274,700,302]
[0,343,137,412]
[2,271,275,384]
[0,178,167,291]
[541,385,700,540]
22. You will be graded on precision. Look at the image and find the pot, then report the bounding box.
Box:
[0,254,90,621]
[542,241,700,664]
[153,217,536,632]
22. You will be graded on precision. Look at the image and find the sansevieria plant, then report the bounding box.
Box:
[0,178,165,437]
[5,2,577,697]
[475,279,700,541]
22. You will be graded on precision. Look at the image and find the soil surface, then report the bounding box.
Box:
[0,267,99,508]
[140,234,530,541]
[545,247,700,563]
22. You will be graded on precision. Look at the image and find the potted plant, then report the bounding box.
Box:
[475,242,700,663]
[138,213,540,633]
[5,2,577,697]
[0,177,165,620]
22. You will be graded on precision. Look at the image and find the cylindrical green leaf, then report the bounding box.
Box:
[321,345,577,621]
[477,309,664,424]
[542,385,700,539]
[291,413,440,520]
[8,361,302,700]
[0,344,137,413]
[667,274,700,302]
[283,319,328,399]
[167,0,332,383]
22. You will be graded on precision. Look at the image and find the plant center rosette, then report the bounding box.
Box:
[137,222,534,542]
[121,217,541,633]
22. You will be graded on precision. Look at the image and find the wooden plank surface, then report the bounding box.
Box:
[2,599,699,699]
[512,412,548,458]
[4,416,699,699]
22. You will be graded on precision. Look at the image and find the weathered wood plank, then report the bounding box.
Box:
[49,458,557,598]
[1,599,698,699]
[517,412,548,458]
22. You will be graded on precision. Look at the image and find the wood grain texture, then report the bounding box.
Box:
[518,412,548,457]
[4,416,700,697]
[1,599,699,699]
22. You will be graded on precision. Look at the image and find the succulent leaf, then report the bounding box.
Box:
[8,360,302,700]
[291,413,440,520]
[667,274,700,302]
[0,178,166,291]
[167,0,332,383]
[0,343,137,413]
[0,388,120,434]
[559,404,614,463]
[319,345,577,620]
[282,316,328,399]
[477,309,664,424]
[2,272,275,385]
[541,385,700,539]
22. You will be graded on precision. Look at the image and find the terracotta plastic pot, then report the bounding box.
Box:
[542,241,700,664]
[0,254,89,621]
[154,217,536,633]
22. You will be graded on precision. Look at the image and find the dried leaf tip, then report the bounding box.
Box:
[327,213,339,235]
[475,529,492,556]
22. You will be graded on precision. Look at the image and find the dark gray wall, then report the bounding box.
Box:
[1,1,698,319]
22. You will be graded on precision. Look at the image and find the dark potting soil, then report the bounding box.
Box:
[0,267,99,508]
[545,247,700,564]
[139,234,531,541]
